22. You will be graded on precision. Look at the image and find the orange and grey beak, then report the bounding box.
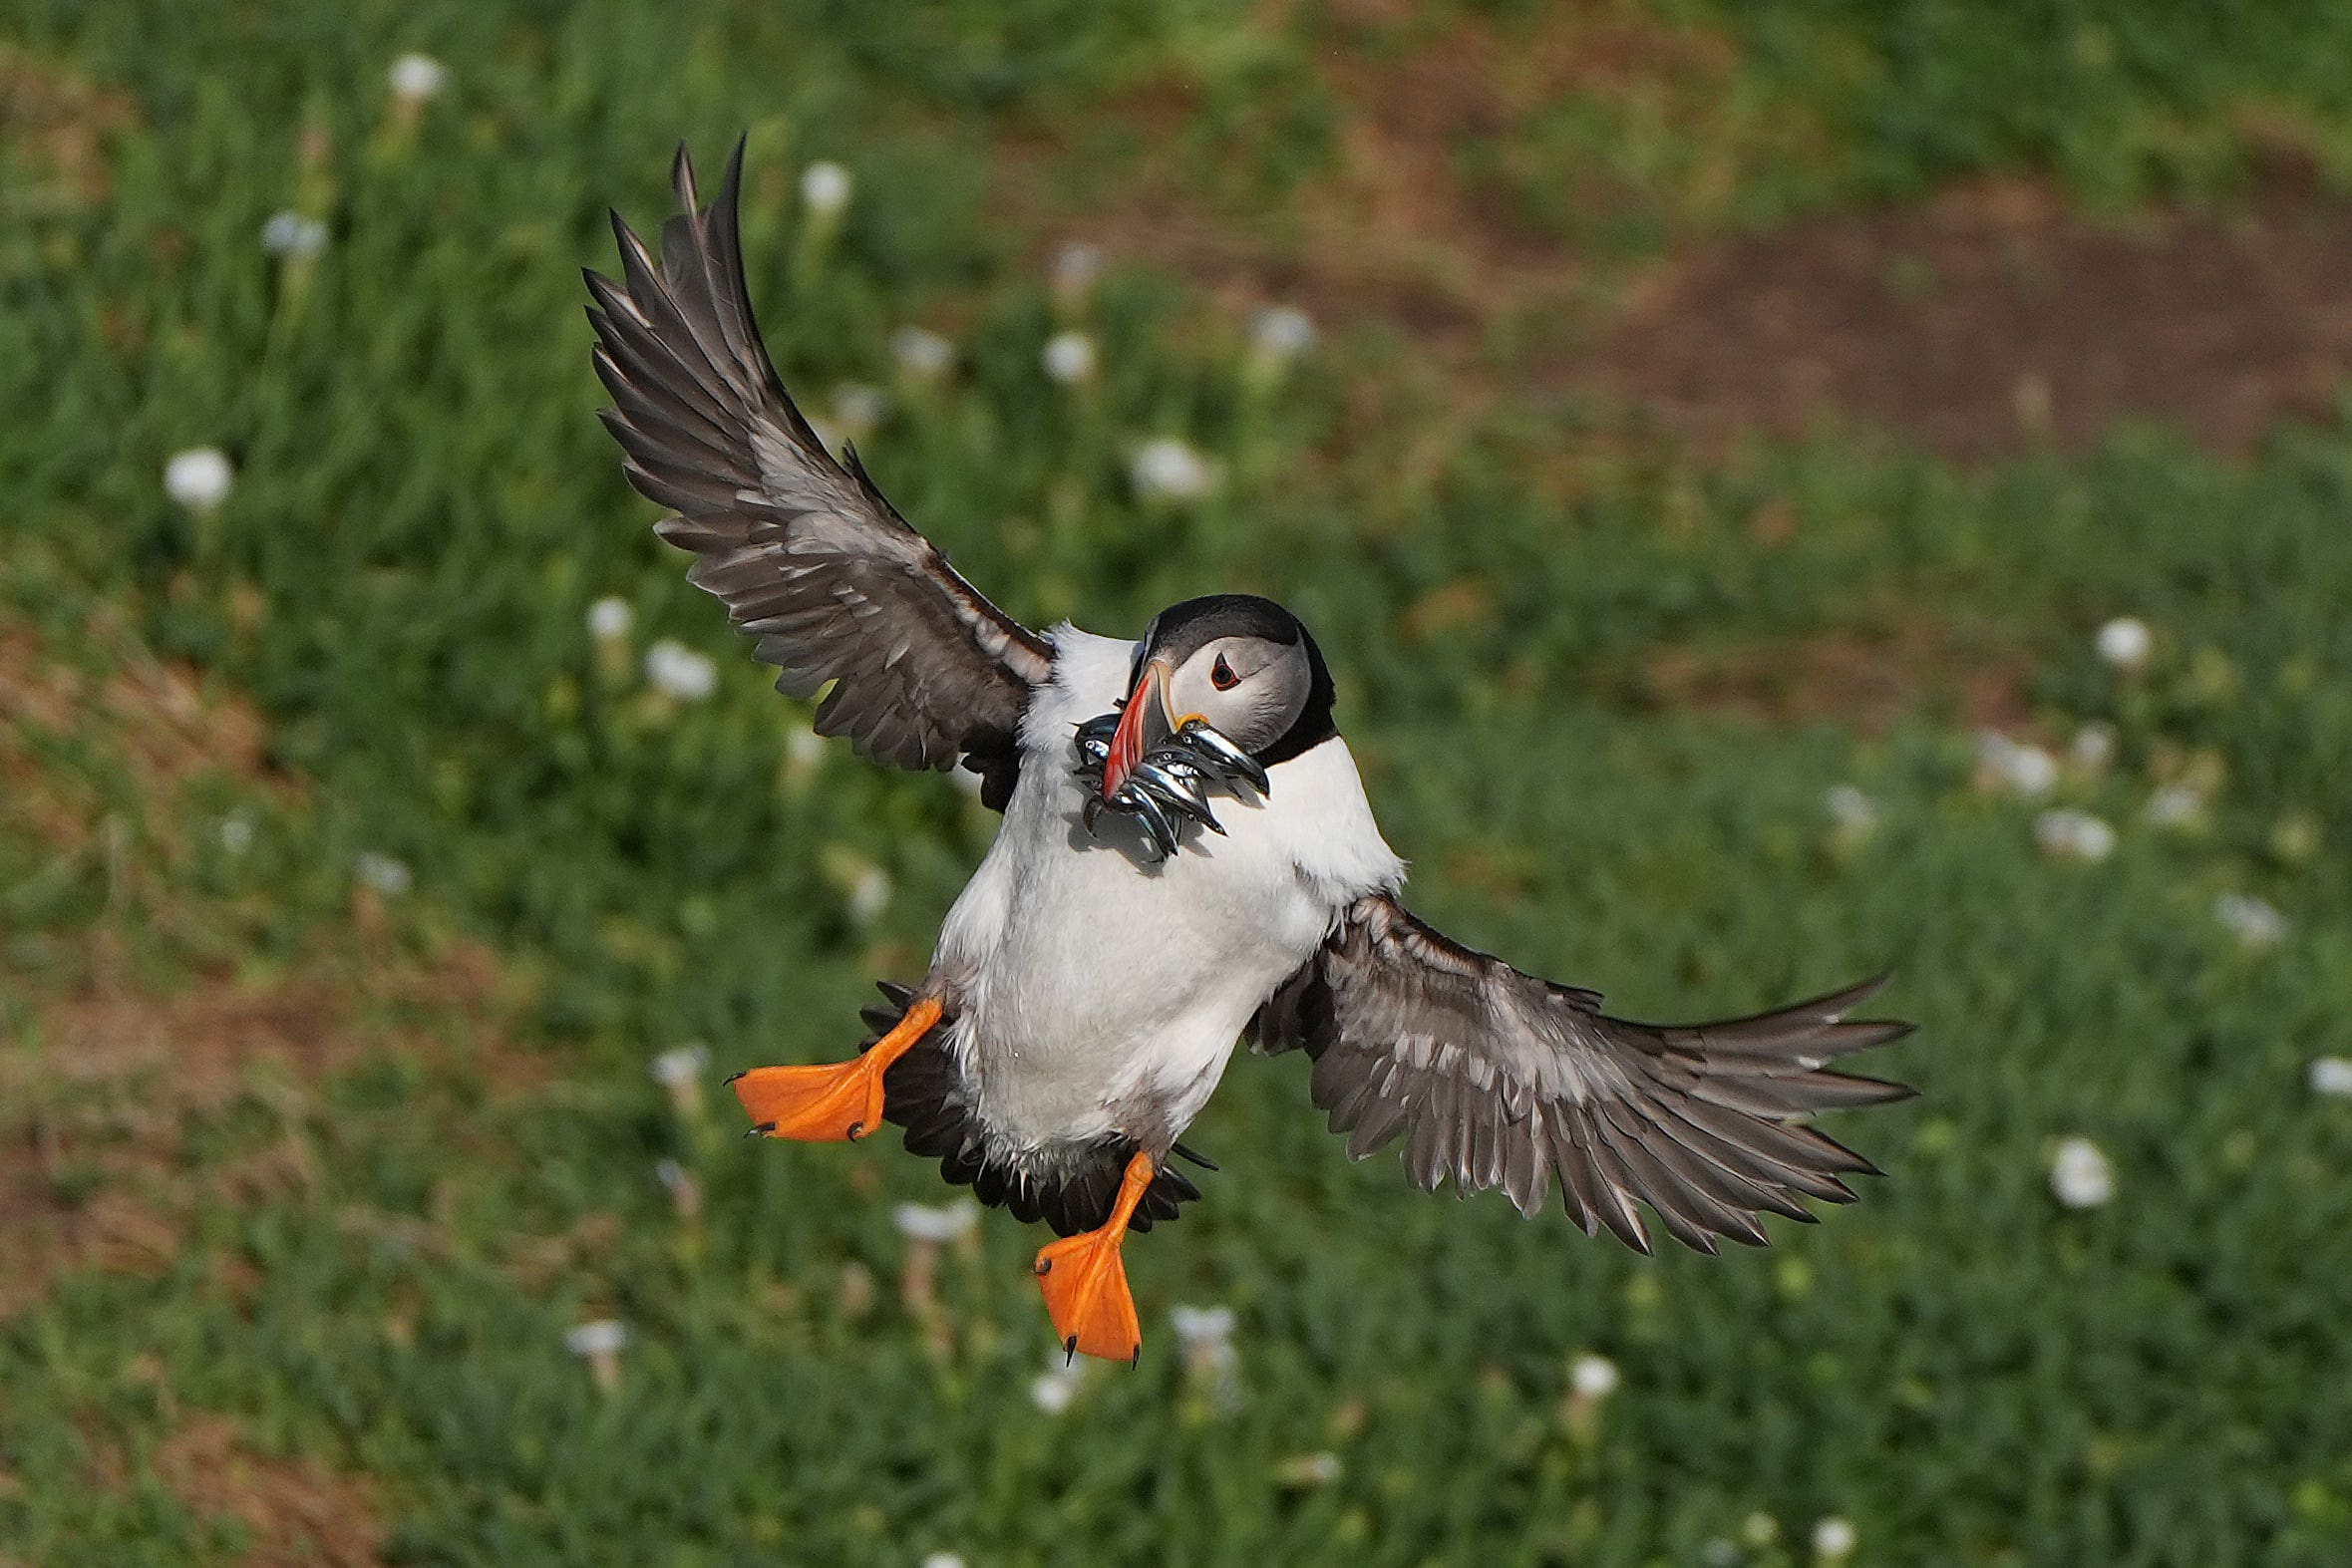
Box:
[1101,657,1176,799]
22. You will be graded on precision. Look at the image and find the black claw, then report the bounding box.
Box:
[1131,1345,1141,1369]
[745,1121,776,1138]
[1035,1257,1052,1276]
[723,1070,747,1086]
[1064,1336,1078,1368]
[845,1120,865,1141]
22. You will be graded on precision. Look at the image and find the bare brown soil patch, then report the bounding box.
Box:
[1602,164,2352,460]
[0,610,540,1318]
[1642,616,2035,735]
[0,47,137,205]
[154,1413,386,1568]
[994,1,1772,363]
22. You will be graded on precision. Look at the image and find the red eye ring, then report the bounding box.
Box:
[1210,655,1238,691]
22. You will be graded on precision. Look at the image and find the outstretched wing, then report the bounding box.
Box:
[1254,893,1914,1253]
[585,141,1053,809]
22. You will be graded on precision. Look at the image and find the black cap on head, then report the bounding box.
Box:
[1138,593,1336,766]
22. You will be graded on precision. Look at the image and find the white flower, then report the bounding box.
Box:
[2309,1058,2352,1098]
[2035,808,2116,862]
[564,1319,627,1358]
[643,639,719,701]
[217,812,255,856]
[1569,1353,1621,1400]
[388,53,448,103]
[1276,1451,1342,1487]
[654,1158,702,1219]
[2050,1136,2115,1209]
[1825,784,1878,836]
[890,326,955,382]
[1042,330,1097,385]
[1247,304,1317,362]
[1051,241,1105,301]
[261,210,328,258]
[2144,782,2205,828]
[831,383,888,443]
[648,1043,710,1089]
[846,864,893,925]
[801,160,853,218]
[2215,892,2286,951]
[2096,616,2153,672]
[587,595,633,642]
[1172,1304,1236,1346]
[893,1201,979,1244]
[1030,1355,1085,1415]
[164,447,234,511]
[1812,1515,1857,1560]
[355,851,412,897]
[920,1555,967,1568]
[2069,722,2116,773]
[1976,732,2057,795]
[1128,438,1220,503]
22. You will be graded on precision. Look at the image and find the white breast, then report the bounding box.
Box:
[930,625,1403,1152]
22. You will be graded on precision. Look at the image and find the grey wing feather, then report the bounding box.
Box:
[1254,892,1913,1253]
[586,141,1052,808]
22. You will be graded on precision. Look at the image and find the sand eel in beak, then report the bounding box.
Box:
[588,142,1917,1365]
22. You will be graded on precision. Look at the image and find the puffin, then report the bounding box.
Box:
[585,144,1915,1364]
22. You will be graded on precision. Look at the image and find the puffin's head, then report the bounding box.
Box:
[1098,593,1335,801]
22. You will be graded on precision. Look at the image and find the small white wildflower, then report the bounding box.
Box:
[217,812,255,856]
[2096,616,2153,673]
[1276,1451,1342,1488]
[890,325,955,382]
[564,1319,628,1390]
[920,1555,967,1568]
[1030,1356,1085,1415]
[2309,1058,2352,1098]
[1976,732,2057,795]
[2050,1136,2115,1209]
[784,725,829,787]
[831,383,888,443]
[648,1043,710,1090]
[1569,1353,1621,1400]
[1051,241,1105,302]
[892,1201,979,1244]
[847,864,893,925]
[564,1319,627,1358]
[355,851,412,897]
[643,639,719,702]
[164,447,234,511]
[2144,782,2205,828]
[800,160,852,218]
[2035,808,2116,862]
[587,595,633,642]
[1042,330,1097,385]
[261,210,329,259]
[654,1158,702,1220]
[1247,303,1317,362]
[1812,1515,1857,1561]
[1128,437,1220,503]
[1825,784,1878,836]
[1167,1297,1241,1382]
[2069,722,2116,773]
[2215,892,2286,951]
[387,53,448,103]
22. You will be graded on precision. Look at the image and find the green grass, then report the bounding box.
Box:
[5,3,2352,1564]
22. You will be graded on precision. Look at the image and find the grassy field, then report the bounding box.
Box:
[6,2,2352,1564]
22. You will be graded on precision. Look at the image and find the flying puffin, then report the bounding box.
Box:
[585,144,1915,1364]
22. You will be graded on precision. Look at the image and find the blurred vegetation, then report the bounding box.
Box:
[4,1,2352,1564]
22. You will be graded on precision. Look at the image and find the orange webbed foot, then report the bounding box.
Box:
[1033,1151,1156,1364]
[730,996,942,1142]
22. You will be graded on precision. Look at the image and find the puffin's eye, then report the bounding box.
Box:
[1210,655,1238,691]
